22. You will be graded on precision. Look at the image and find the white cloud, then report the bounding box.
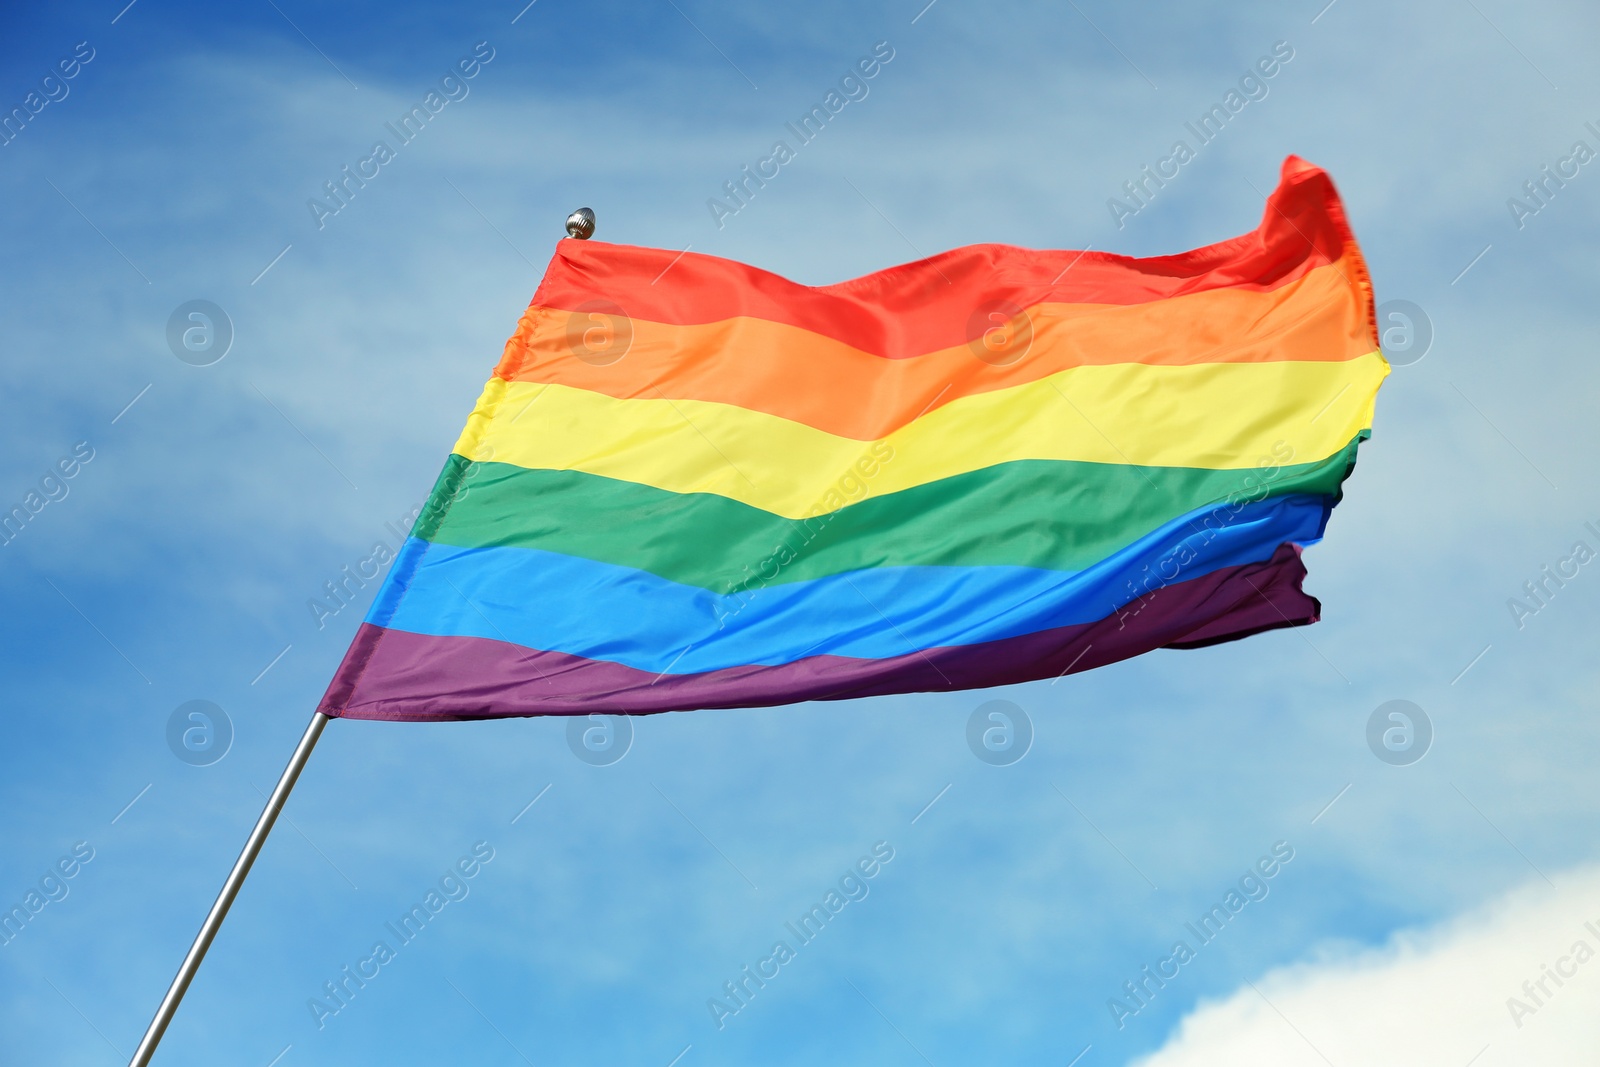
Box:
[1131,867,1600,1066]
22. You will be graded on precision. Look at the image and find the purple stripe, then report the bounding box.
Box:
[320,544,1317,721]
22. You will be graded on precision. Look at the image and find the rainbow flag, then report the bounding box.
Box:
[320,156,1386,721]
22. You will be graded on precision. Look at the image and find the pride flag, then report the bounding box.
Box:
[320,156,1386,721]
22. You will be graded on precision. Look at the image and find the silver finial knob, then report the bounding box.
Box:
[565,207,595,240]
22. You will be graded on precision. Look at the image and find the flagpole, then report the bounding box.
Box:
[127,710,330,1067]
[128,205,586,1064]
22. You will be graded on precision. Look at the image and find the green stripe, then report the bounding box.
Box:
[415,435,1366,593]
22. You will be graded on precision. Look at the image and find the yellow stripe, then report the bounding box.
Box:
[455,351,1389,520]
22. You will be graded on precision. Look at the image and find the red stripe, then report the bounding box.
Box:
[508,156,1373,365]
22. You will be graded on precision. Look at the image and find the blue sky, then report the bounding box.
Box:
[3,0,1599,1064]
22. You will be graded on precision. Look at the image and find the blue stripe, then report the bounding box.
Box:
[367,494,1330,674]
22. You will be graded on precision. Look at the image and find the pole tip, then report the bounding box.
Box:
[565,207,596,240]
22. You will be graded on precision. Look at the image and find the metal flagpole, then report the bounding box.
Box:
[127,710,330,1067]
[129,208,593,1065]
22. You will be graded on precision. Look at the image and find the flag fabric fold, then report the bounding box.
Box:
[320,155,1386,721]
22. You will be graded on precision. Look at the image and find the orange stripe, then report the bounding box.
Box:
[497,257,1370,439]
